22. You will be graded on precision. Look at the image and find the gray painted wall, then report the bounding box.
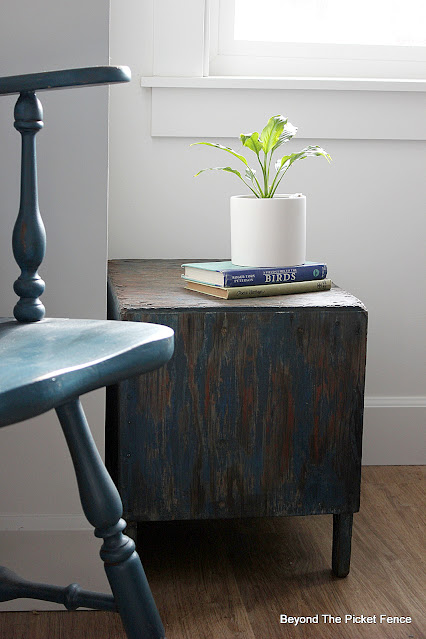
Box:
[0,0,112,609]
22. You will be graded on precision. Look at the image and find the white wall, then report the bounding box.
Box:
[0,0,111,610]
[109,0,425,466]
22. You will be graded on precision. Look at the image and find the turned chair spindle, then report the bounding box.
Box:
[12,91,45,322]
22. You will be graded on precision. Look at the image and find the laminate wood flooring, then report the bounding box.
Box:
[1,466,424,639]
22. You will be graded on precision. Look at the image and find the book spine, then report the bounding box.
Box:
[223,263,327,287]
[226,279,332,299]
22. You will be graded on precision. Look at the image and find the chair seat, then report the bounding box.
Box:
[0,317,174,427]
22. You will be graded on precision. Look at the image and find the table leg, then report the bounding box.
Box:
[332,513,353,577]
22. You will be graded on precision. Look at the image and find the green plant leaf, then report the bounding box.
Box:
[270,121,298,153]
[194,166,260,196]
[275,145,332,174]
[260,115,288,154]
[305,145,332,163]
[244,166,263,197]
[287,145,332,164]
[194,166,243,178]
[190,142,249,167]
[245,166,256,182]
[240,132,263,155]
[270,146,332,197]
[274,155,292,173]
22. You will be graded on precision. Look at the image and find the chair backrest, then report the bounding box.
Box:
[0,66,131,323]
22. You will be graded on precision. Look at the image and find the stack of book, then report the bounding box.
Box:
[181,261,332,299]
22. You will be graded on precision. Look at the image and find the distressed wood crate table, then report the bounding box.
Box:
[106,259,368,577]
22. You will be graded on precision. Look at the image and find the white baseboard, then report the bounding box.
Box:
[0,514,90,532]
[364,396,426,408]
[0,397,424,533]
[362,396,425,465]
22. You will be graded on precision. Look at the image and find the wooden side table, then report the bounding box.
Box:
[107,259,368,577]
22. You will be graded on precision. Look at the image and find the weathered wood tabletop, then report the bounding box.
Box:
[108,259,366,314]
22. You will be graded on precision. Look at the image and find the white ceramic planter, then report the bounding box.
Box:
[230,194,306,267]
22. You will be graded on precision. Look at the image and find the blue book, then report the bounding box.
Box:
[182,260,327,288]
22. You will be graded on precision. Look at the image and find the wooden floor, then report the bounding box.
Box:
[1,466,425,639]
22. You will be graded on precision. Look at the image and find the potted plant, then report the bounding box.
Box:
[192,115,331,267]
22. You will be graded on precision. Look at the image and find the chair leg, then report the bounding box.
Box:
[56,398,165,639]
[332,513,353,578]
[0,566,115,610]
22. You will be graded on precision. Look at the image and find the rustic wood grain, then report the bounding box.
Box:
[1,467,424,639]
[117,309,366,522]
[108,259,367,311]
[107,260,367,524]
[0,610,124,638]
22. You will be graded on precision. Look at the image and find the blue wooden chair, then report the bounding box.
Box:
[0,67,174,639]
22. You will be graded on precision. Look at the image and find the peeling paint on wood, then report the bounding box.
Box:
[107,260,367,523]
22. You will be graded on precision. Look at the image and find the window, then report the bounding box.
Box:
[144,1,425,140]
[209,0,426,78]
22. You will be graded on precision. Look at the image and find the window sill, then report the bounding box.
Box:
[141,75,426,92]
[142,76,426,140]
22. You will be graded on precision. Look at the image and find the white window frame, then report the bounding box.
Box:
[209,0,426,79]
[142,0,426,140]
[152,0,208,77]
